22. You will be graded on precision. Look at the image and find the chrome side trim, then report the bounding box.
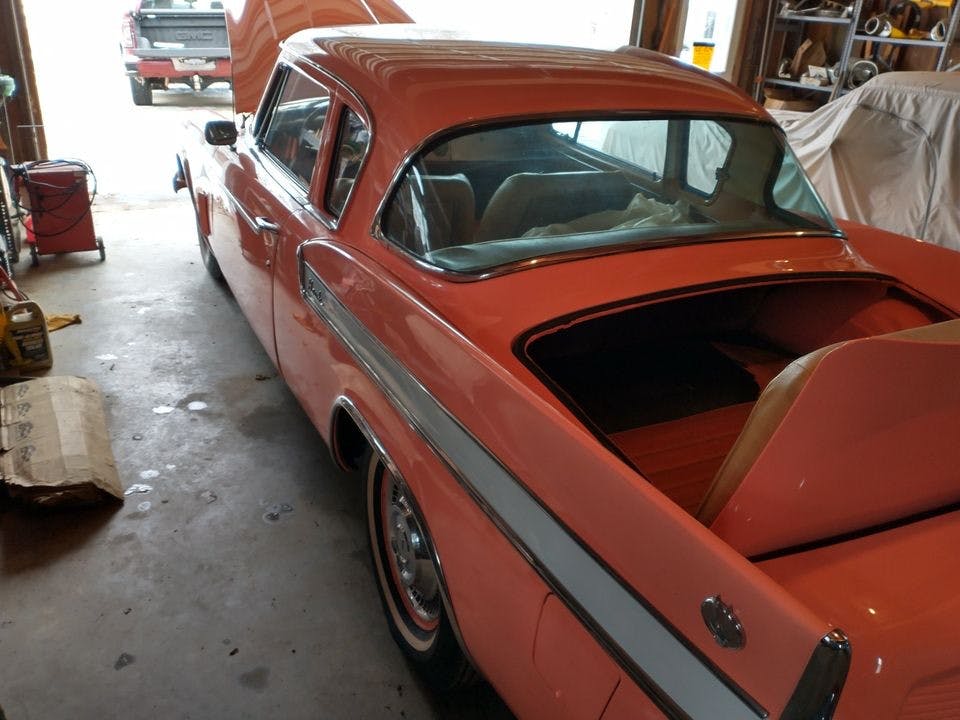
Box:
[780,630,850,720]
[222,184,259,234]
[330,395,480,677]
[299,252,767,720]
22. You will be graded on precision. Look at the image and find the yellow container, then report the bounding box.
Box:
[1,301,52,371]
[692,42,715,70]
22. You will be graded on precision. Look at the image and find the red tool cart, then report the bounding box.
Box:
[13,159,105,266]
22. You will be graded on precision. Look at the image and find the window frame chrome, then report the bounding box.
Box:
[370,112,843,282]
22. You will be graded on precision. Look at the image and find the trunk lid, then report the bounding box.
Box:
[760,508,960,719]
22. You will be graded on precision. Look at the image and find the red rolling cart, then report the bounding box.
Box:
[14,159,104,266]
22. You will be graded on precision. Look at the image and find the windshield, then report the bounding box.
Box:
[380,117,838,275]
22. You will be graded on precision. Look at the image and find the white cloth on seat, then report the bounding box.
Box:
[522,194,689,238]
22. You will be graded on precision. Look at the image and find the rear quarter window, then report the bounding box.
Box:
[325,108,370,218]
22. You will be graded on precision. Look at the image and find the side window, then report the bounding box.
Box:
[684,120,733,196]
[259,68,331,188]
[325,108,370,218]
[553,120,668,179]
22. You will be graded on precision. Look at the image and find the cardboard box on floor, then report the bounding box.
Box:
[1,376,122,506]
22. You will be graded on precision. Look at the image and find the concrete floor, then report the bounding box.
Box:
[0,198,513,719]
[2,4,514,716]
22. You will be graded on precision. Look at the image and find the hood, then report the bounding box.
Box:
[222,0,412,114]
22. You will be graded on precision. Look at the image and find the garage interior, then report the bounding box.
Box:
[0,1,957,719]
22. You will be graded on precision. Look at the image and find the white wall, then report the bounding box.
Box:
[395,0,634,49]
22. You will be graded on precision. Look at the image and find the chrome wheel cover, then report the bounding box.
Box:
[384,477,441,626]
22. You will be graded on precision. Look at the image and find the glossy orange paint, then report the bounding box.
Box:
[297,238,834,715]
[533,594,620,719]
[292,26,766,160]
[760,510,960,719]
[177,24,960,720]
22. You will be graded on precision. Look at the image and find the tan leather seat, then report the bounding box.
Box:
[474,171,635,243]
[418,174,476,250]
[696,319,960,526]
[383,173,476,253]
[695,344,834,525]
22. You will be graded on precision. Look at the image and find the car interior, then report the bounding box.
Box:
[522,277,953,537]
[381,119,834,272]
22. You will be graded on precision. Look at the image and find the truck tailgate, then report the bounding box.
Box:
[135,10,228,59]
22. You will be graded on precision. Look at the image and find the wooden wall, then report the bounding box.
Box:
[0,0,47,163]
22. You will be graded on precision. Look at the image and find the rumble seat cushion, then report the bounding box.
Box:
[703,319,960,556]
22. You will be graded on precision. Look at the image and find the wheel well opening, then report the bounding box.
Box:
[331,406,369,471]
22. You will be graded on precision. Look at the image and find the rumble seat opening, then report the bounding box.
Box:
[522,278,951,523]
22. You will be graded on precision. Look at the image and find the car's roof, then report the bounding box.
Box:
[282,25,766,143]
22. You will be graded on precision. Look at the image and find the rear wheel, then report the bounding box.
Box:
[364,450,475,691]
[129,77,153,106]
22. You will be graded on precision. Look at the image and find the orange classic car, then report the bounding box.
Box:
[175,3,960,718]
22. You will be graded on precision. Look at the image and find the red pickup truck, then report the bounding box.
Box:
[120,0,231,106]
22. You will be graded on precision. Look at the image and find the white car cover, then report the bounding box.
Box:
[773,72,960,251]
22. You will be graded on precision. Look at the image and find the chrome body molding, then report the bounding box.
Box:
[221,184,260,234]
[780,629,850,720]
[299,249,767,720]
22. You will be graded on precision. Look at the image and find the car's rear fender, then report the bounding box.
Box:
[322,373,588,720]
[293,238,847,719]
[843,220,960,313]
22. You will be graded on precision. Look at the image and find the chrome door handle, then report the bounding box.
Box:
[254,216,280,234]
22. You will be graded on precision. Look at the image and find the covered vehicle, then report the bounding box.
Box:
[774,72,960,251]
[175,5,960,719]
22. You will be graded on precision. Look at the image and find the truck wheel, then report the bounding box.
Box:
[129,77,153,106]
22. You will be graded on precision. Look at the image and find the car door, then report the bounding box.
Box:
[213,63,333,366]
[271,95,372,429]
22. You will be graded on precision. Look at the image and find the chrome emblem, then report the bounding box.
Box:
[701,595,745,650]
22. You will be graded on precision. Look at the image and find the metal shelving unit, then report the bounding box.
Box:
[756,0,959,107]
[849,1,960,71]
[754,1,865,106]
